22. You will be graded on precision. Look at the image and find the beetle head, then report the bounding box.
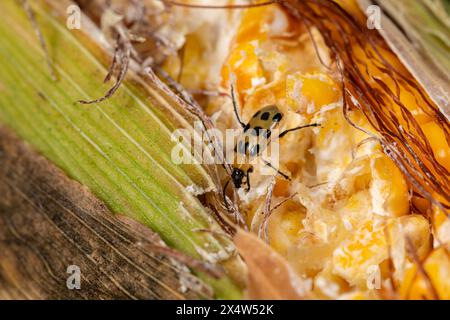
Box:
[231,168,245,189]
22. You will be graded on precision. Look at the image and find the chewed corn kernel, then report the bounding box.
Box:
[268,204,306,256]
[314,108,356,182]
[332,219,388,288]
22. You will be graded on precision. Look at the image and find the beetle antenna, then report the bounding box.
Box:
[278,123,321,139]
[230,84,246,128]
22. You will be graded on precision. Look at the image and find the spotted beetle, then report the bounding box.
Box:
[223,85,320,199]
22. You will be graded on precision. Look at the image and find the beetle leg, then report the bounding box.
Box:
[261,159,291,181]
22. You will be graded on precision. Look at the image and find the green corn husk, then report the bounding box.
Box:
[0,0,243,299]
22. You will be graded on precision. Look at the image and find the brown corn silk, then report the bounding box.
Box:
[280,0,449,223]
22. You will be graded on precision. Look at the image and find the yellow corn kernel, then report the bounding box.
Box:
[235,5,270,44]
[433,205,450,244]
[221,42,264,96]
[400,247,450,300]
[286,72,340,116]
[402,215,431,260]
[166,33,207,90]
[390,215,431,262]
[371,154,410,217]
[421,121,450,172]
[434,206,448,229]
[268,204,306,256]
[386,215,431,287]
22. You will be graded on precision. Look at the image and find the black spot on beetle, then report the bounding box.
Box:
[273,113,282,122]
[260,112,270,120]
